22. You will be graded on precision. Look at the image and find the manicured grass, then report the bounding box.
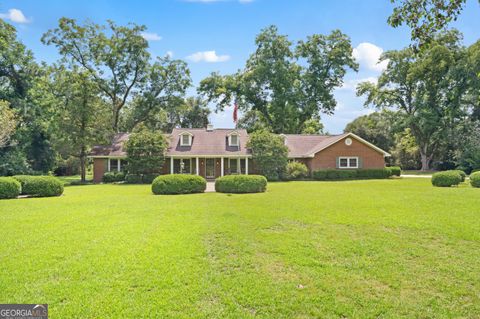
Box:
[1,179,480,318]
[56,175,93,186]
[402,170,437,175]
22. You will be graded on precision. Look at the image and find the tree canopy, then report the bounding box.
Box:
[198,25,358,134]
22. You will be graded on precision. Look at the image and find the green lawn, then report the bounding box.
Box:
[1,179,480,318]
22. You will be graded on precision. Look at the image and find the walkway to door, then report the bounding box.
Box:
[205,182,216,193]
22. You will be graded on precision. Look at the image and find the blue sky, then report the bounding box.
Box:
[2,0,480,133]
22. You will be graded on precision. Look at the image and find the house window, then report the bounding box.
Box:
[339,157,359,169]
[229,134,239,147]
[180,134,192,146]
[109,159,119,171]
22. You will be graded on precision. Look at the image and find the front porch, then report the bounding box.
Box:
[168,156,251,179]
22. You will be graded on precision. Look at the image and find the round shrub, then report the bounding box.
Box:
[470,171,480,188]
[152,174,206,195]
[13,176,63,197]
[387,166,401,177]
[452,170,466,182]
[0,177,21,199]
[215,175,267,193]
[431,171,462,187]
[285,162,309,180]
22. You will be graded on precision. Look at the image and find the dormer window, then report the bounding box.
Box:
[180,132,193,146]
[229,133,239,147]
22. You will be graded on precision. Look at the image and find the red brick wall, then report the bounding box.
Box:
[309,136,385,171]
[93,158,107,183]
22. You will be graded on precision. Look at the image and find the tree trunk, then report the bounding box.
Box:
[80,147,86,182]
[420,152,431,171]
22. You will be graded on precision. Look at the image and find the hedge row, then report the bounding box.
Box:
[0,177,21,199]
[152,174,206,195]
[126,174,159,184]
[215,175,267,193]
[312,168,394,181]
[13,175,64,197]
[470,171,480,188]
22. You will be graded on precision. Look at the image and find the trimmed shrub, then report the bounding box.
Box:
[103,171,125,183]
[125,174,143,184]
[357,168,392,179]
[152,174,206,195]
[452,170,466,182]
[313,168,392,181]
[215,175,267,193]
[285,162,309,180]
[313,169,357,180]
[431,171,462,187]
[0,177,21,199]
[13,176,64,197]
[470,172,480,188]
[387,166,402,177]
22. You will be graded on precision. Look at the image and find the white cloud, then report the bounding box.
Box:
[0,8,30,24]
[352,42,389,72]
[141,32,162,41]
[166,51,174,58]
[187,50,230,63]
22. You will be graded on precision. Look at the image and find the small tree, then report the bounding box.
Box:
[0,101,16,148]
[125,128,167,176]
[247,130,288,181]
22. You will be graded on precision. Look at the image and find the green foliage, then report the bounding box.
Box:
[215,175,267,193]
[125,128,167,175]
[102,172,125,183]
[387,166,402,177]
[301,119,324,134]
[431,171,462,187]
[0,177,21,199]
[0,101,16,147]
[151,174,206,195]
[199,25,358,134]
[470,172,480,188]
[313,169,358,180]
[357,32,468,170]
[388,0,467,46]
[390,128,421,170]
[142,174,159,184]
[42,18,191,131]
[125,174,143,184]
[247,130,289,181]
[0,148,32,176]
[313,168,392,180]
[13,175,64,197]
[452,170,466,182]
[285,162,309,180]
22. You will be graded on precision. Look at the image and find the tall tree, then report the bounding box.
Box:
[388,0,471,46]
[357,31,468,170]
[0,101,16,148]
[198,25,358,134]
[42,18,190,132]
[46,67,111,181]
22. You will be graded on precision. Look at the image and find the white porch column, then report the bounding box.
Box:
[245,157,249,175]
[170,157,174,174]
[196,157,199,175]
[107,158,111,172]
[221,157,224,176]
[117,159,121,172]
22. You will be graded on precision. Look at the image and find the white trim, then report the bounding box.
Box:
[228,133,239,147]
[180,133,192,146]
[246,157,249,175]
[167,155,252,158]
[196,157,199,175]
[117,159,121,172]
[221,157,224,176]
[107,158,111,172]
[308,132,391,157]
[170,157,174,174]
[339,156,359,169]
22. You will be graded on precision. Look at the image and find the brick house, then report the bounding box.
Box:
[89,125,390,183]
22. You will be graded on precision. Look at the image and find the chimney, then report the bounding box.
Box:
[207,124,214,131]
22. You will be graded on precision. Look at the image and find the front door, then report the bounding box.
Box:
[206,158,215,178]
